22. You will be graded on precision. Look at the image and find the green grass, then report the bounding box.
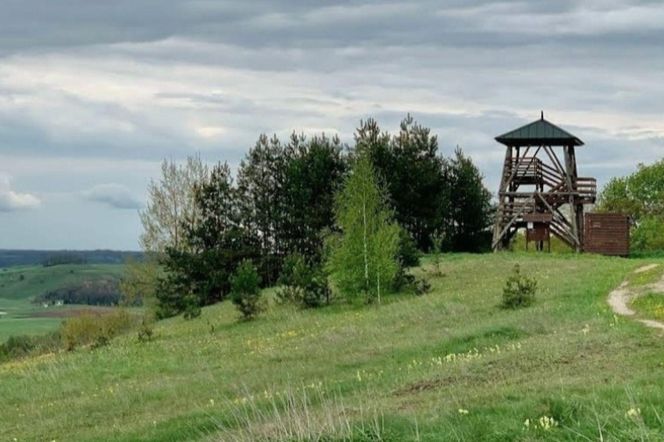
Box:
[626,264,664,287]
[1,254,663,441]
[0,264,125,340]
[631,293,664,321]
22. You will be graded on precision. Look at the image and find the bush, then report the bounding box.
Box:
[413,277,431,295]
[0,335,34,359]
[0,332,61,362]
[501,264,537,309]
[137,315,154,342]
[631,216,664,252]
[230,260,263,320]
[60,309,133,350]
[392,269,430,296]
[277,254,331,308]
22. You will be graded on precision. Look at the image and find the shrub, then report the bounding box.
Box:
[631,216,664,252]
[0,332,61,362]
[501,264,537,309]
[137,315,155,342]
[0,335,35,359]
[230,260,263,320]
[413,277,431,296]
[393,269,430,296]
[60,309,133,350]
[277,254,331,308]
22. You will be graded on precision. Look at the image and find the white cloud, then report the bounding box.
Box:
[0,174,41,212]
[83,183,142,210]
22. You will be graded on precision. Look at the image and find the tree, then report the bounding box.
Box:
[230,260,263,320]
[156,162,258,318]
[327,154,400,304]
[237,134,286,282]
[353,116,447,251]
[442,147,493,252]
[133,155,208,318]
[139,155,209,253]
[597,160,664,222]
[280,133,347,260]
[119,255,160,311]
[597,160,664,252]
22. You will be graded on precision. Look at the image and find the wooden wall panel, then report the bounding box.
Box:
[583,213,630,256]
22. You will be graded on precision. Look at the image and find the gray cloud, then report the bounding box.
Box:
[1,0,663,248]
[83,183,143,210]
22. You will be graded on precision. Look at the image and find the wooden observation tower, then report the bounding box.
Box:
[492,113,597,252]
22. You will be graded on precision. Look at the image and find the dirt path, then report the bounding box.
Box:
[607,265,664,331]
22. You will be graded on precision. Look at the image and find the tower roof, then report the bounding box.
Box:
[495,113,584,147]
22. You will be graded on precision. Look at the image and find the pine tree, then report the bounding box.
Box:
[156,162,258,317]
[281,133,347,260]
[236,134,286,282]
[443,147,493,252]
[353,116,447,251]
[327,154,400,304]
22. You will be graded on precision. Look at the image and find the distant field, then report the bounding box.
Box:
[1,253,663,441]
[0,264,125,341]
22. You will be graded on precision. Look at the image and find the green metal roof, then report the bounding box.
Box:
[495,113,584,147]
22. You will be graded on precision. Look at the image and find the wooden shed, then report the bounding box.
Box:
[583,213,630,256]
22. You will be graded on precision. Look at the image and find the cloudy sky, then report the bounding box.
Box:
[1,0,663,250]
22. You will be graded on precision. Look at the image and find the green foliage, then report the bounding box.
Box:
[237,132,347,280]
[137,315,155,343]
[277,253,331,308]
[0,331,60,362]
[597,160,664,252]
[230,260,263,320]
[442,147,493,252]
[236,134,287,283]
[60,309,133,351]
[327,154,401,303]
[354,116,447,251]
[354,117,492,253]
[501,264,537,309]
[631,216,664,253]
[156,163,258,318]
[280,133,347,261]
[397,230,420,268]
[120,255,160,310]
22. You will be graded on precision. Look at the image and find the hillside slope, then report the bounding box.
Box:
[1,254,663,441]
[0,264,125,340]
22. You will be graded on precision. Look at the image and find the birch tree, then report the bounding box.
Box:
[327,154,400,303]
[139,155,209,253]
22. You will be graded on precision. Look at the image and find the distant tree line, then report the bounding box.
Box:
[0,250,143,268]
[133,116,493,318]
[34,279,126,306]
[42,254,87,267]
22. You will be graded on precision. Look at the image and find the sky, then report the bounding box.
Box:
[1,0,663,250]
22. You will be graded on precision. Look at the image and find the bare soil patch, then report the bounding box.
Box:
[608,266,664,331]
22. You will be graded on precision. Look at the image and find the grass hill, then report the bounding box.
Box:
[1,254,663,441]
[0,264,125,340]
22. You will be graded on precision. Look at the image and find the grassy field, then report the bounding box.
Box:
[0,264,125,341]
[1,253,663,441]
